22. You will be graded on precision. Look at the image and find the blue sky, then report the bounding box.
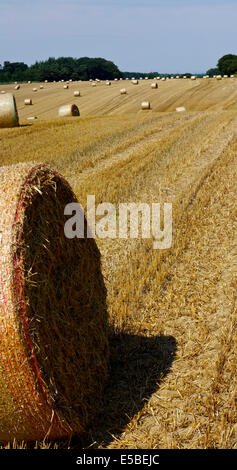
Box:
[0,0,236,73]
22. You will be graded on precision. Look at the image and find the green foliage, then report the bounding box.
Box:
[217,54,237,75]
[0,56,123,83]
[206,67,220,77]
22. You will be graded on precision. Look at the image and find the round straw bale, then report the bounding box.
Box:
[120,88,127,94]
[27,116,38,120]
[74,90,80,97]
[106,81,111,86]
[58,104,80,117]
[131,79,139,85]
[40,85,44,89]
[141,101,150,110]
[161,77,166,81]
[151,82,158,88]
[1,91,6,94]
[24,98,32,105]
[0,162,109,442]
[176,106,186,112]
[216,75,222,80]
[32,88,38,92]
[0,93,19,128]
[63,85,69,89]
[14,85,20,90]
[191,76,196,80]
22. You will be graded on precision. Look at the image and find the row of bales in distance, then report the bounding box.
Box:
[0,73,236,127]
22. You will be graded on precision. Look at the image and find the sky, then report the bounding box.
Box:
[0,0,236,74]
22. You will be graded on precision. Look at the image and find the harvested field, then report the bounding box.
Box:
[0,78,236,449]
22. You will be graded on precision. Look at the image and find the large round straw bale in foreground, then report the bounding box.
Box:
[58,104,80,117]
[0,93,19,128]
[0,163,109,442]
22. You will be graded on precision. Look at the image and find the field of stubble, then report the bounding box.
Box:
[0,76,237,449]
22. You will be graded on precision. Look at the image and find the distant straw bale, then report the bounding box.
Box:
[58,104,80,117]
[0,93,19,128]
[141,101,151,110]
[176,106,186,112]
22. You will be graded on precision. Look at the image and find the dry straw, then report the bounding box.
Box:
[120,88,127,95]
[73,91,80,97]
[24,99,32,106]
[58,104,80,117]
[151,83,158,89]
[0,93,19,128]
[0,162,109,442]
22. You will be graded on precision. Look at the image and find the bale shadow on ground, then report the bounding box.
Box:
[70,330,177,448]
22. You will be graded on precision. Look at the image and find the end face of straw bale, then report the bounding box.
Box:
[0,93,19,128]
[0,163,109,442]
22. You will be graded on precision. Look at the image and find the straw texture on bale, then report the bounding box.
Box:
[0,93,19,128]
[74,91,80,97]
[58,104,80,117]
[0,162,109,442]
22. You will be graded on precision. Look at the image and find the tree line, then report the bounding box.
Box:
[0,56,123,83]
[0,54,236,83]
[206,54,237,77]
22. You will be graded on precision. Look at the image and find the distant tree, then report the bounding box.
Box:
[206,67,220,77]
[217,54,237,75]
